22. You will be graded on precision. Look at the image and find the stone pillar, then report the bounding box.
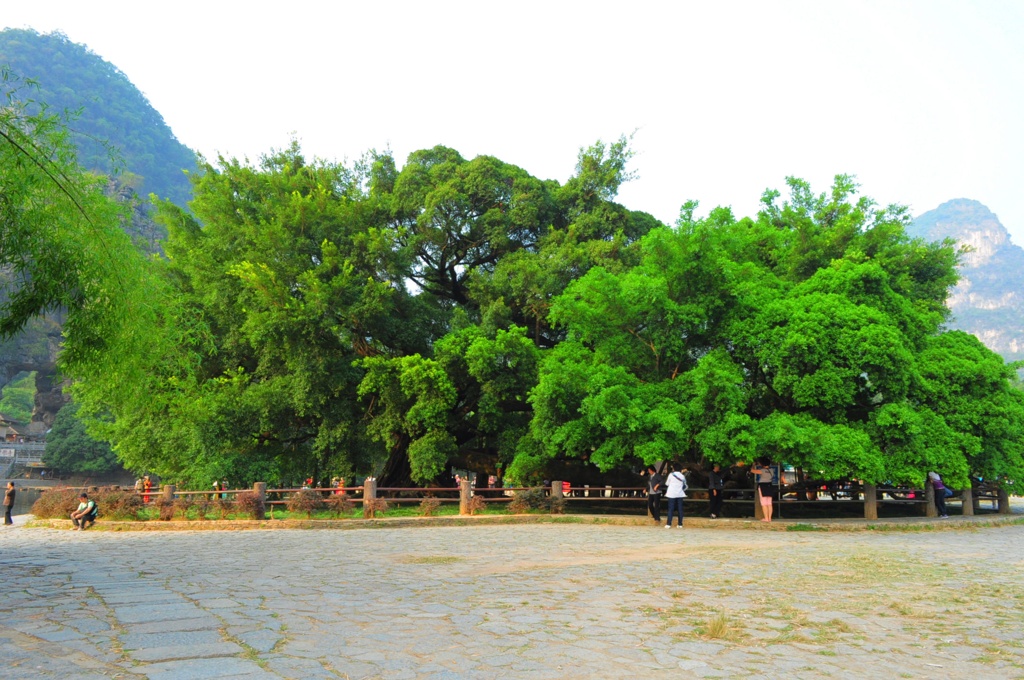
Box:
[162,484,175,502]
[997,486,1011,514]
[960,485,974,516]
[363,477,377,519]
[459,478,472,515]
[925,482,937,517]
[863,483,878,520]
[550,481,563,499]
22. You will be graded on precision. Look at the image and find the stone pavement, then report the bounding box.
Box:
[2,518,1024,679]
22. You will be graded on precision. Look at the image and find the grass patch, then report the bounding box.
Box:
[696,611,743,641]
[786,523,825,532]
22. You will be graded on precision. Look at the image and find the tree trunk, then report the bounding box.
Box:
[961,485,973,516]
[377,436,413,488]
[998,486,1011,515]
[863,483,877,520]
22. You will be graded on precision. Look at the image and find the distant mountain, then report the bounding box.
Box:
[909,199,1024,361]
[0,28,199,427]
[0,28,196,208]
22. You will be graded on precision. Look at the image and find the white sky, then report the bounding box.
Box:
[5,0,1024,242]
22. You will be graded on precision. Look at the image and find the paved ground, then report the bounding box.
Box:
[2,517,1024,679]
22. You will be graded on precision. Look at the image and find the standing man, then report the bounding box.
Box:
[646,465,664,525]
[708,464,725,519]
[3,481,14,525]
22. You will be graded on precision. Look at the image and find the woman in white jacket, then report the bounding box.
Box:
[664,466,688,528]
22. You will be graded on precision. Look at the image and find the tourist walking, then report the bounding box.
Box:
[143,475,153,503]
[752,459,774,522]
[3,481,14,525]
[708,464,725,519]
[664,466,688,528]
[646,465,663,524]
[928,471,950,518]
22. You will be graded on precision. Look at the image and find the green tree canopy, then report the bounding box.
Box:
[43,401,120,475]
[514,175,998,489]
[47,127,1024,496]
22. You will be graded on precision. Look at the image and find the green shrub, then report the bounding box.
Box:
[418,497,441,517]
[363,497,388,518]
[193,498,211,520]
[31,487,81,518]
[172,495,194,520]
[235,490,265,520]
[286,489,324,518]
[33,486,144,521]
[509,487,563,514]
[467,495,486,515]
[326,493,354,517]
[95,486,143,520]
[210,498,232,519]
[155,497,175,521]
[550,496,566,514]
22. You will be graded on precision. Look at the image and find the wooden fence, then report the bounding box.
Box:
[132,478,1013,520]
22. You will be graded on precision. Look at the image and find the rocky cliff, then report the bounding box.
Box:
[910,199,1024,361]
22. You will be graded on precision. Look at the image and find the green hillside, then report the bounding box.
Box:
[0,371,36,424]
[0,28,196,208]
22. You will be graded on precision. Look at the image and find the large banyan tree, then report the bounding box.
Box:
[59,135,1024,493]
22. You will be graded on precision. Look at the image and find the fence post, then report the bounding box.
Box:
[162,484,175,502]
[997,486,1011,514]
[754,488,764,520]
[960,485,974,516]
[550,480,563,500]
[863,483,878,520]
[459,478,472,515]
[363,477,377,518]
[925,482,937,517]
[253,482,267,520]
